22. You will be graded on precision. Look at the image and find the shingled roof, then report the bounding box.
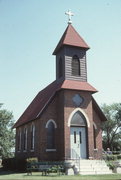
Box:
[53,24,90,55]
[13,80,97,128]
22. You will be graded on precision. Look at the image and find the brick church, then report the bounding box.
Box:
[14,20,106,161]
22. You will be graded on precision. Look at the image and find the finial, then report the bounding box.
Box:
[65,9,74,24]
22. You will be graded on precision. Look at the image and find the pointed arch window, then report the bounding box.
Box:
[17,129,21,151]
[72,55,80,76]
[46,120,57,150]
[23,127,27,151]
[58,57,63,78]
[71,111,86,127]
[31,124,35,151]
[93,125,97,149]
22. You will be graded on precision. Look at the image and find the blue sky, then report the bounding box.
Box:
[0,0,121,121]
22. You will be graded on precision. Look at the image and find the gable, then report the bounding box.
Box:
[92,97,107,122]
[13,80,97,128]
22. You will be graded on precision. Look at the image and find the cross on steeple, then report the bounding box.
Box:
[65,10,74,24]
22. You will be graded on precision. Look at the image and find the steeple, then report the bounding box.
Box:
[53,24,90,83]
[53,24,89,55]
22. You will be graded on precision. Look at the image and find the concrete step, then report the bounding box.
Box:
[77,160,113,175]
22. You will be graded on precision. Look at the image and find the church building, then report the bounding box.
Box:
[14,15,106,161]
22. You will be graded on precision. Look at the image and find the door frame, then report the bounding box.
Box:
[70,125,88,159]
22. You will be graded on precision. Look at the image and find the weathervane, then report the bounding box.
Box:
[65,10,74,24]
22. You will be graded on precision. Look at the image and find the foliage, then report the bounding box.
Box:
[26,157,38,164]
[2,157,27,171]
[106,161,116,170]
[101,103,121,151]
[2,157,16,170]
[0,104,15,159]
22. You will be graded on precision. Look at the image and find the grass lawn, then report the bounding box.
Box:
[0,172,121,180]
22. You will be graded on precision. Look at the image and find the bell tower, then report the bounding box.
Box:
[53,20,90,83]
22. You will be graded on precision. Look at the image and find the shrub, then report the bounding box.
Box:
[2,158,16,170]
[26,157,38,164]
[117,154,121,159]
[107,161,116,170]
[104,154,117,161]
[2,157,27,171]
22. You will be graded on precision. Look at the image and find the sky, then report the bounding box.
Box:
[0,0,121,122]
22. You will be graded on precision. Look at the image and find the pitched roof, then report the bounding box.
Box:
[92,97,107,121]
[13,80,97,128]
[53,24,90,55]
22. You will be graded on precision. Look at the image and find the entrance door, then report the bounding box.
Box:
[70,127,87,159]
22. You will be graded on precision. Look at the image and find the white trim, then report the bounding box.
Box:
[94,148,98,152]
[30,150,34,152]
[45,119,57,128]
[46,149,56,152]
[23,150,27,152]
[68,108,90,128]
[93,122,97,129]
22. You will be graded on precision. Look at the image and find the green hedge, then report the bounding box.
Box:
[103,154,121,161]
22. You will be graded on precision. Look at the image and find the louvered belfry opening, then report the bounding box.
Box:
[72,55,80,76]
[58,57,63,78]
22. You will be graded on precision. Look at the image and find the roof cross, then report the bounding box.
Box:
[65,10,74,24]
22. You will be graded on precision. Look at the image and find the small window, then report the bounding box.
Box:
[74,131,76,143]
[79,131,82,144]
[31,124,35,150]
[23,127,27,151]
[72,55,80,76]
[47,122,55,149]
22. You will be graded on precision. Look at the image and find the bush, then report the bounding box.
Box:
[26,157,38,164]
[112,151,121,155]
[2,157,27,171]
[117,154,121,159]
[107,161,116,170]
[2,158,16,170]
[103,154,117,161]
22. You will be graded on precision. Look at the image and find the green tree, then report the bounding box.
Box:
[101,103,121,151]
[0,103,15,159]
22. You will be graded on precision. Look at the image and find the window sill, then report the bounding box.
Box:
[30,149,34,152]
[46,149,56,152]
[17,150,21,153]
[23,150,27,152]
[94,148,98,152]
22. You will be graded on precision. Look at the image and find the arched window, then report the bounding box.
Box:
[31,124,35,150]
[23,127,27,151]
[46,121,56,149]
[58,57,63,78]
[17,129,21,151]
[71,111,87,127]
[93,125,97,149]
[72,55,80,76]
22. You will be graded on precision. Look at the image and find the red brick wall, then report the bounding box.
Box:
[15,89,103,160]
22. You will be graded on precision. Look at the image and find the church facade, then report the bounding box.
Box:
[14,24,106,161]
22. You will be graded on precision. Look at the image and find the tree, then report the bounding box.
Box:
[0,103,15,159]
[101,103,121,151]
